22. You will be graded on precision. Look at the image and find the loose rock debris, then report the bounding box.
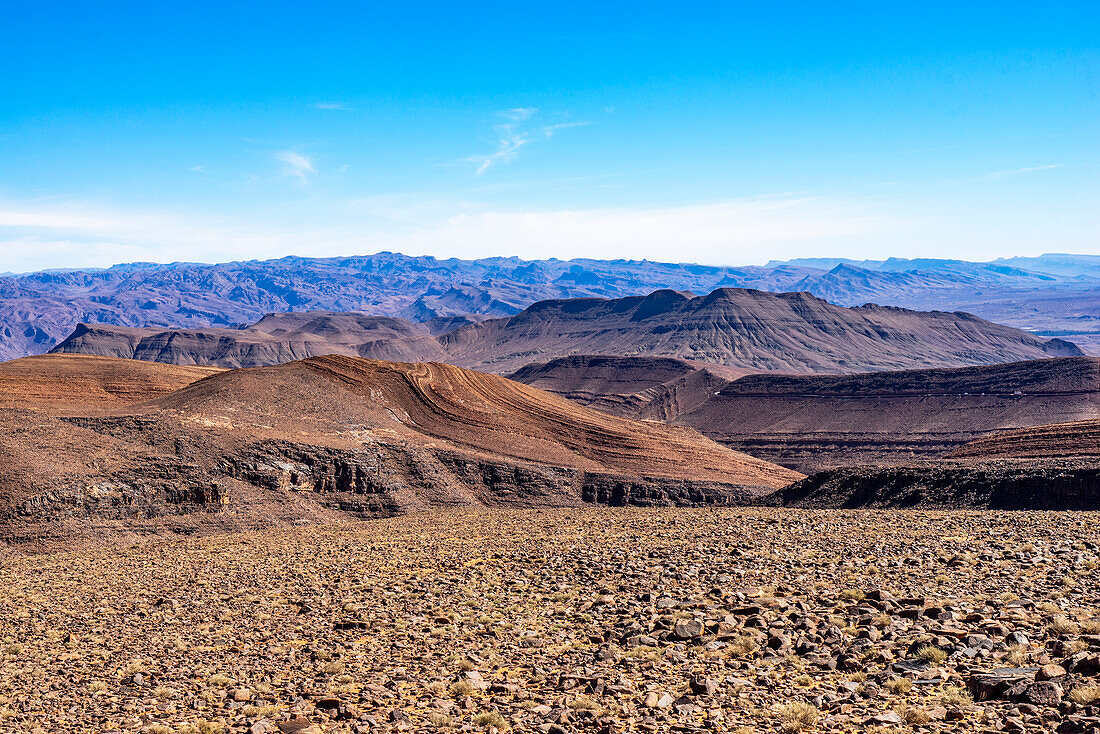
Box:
[1,508,1099,733]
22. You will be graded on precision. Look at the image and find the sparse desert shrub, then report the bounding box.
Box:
[1064,639,1089,655]
[794,674,813,687]
[779,701,819,732]
[1005,645,1027,666]
[472,711,509,731]
[1069,684,1100,705]
[242,704,280,718]
[1079,618,1100,635]
[1050,615,1081,635]
[143,725,173,734]
[624,645,662,662]
[883,677,911,694]
[153,686,176,699]
[428,712,453,727]
[322,660,344,675]
[727,635,759,657]
[208,674,232,687]
[897,704,931,725]
[3,644,23,656]
[916,645,947,664]
[939,685,973,707]
[570,696,603,713]
[449,680,478,697]
[838,589,865,602]
[88,681,108,693]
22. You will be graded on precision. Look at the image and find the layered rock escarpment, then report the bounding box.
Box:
[0,354,801,544]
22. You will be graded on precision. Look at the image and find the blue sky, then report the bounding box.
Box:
[0,1,1096,271]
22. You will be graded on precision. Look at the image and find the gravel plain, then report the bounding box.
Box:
[2,508,1099,734]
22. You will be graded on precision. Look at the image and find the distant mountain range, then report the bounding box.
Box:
[52,288,1081,374]
[2,251,1099,360]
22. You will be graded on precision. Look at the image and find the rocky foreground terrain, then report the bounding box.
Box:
[2,509,1100,734]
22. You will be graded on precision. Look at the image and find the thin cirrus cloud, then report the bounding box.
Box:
[467,108,588,175]
[275,151,318,182]
[979,164,1061,181]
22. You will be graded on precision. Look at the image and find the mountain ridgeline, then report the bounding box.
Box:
[51,287,1082,375]
[4,251,1100,360]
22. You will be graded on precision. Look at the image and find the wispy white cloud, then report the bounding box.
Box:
[981,164,1061,180]
[467,108,588,175]
[315,102,347,110]
[276,151,317,182]
[187,165,205,173]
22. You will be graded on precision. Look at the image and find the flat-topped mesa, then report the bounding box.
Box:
[511,355,1100,473]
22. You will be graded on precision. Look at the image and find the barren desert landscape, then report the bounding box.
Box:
[4,4,1099,734]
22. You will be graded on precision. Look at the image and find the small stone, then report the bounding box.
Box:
[672,619,704,640]
[868,711,902,725]
[1019,681,1061,708]
[688,677,718,696]
[1035,664,1066,681]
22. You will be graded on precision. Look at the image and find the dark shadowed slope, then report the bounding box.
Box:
[508,355,752,420]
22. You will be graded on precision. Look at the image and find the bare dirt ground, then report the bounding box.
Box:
[2,508,1100,734]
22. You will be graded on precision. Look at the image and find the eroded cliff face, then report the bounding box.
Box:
[770,462,1100,510]
[10,425,766,531]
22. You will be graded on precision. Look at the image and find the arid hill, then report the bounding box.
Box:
[442,288,1081,373]
[949,418,1100,460]
[511,356,1100,472]
[0,355,223,524]
[0,354,800,545]
[508,355,753,420]
[53,312,448,368]
[52,288,1083,374]
[0,353,222,412]
[768,405,1100,510]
